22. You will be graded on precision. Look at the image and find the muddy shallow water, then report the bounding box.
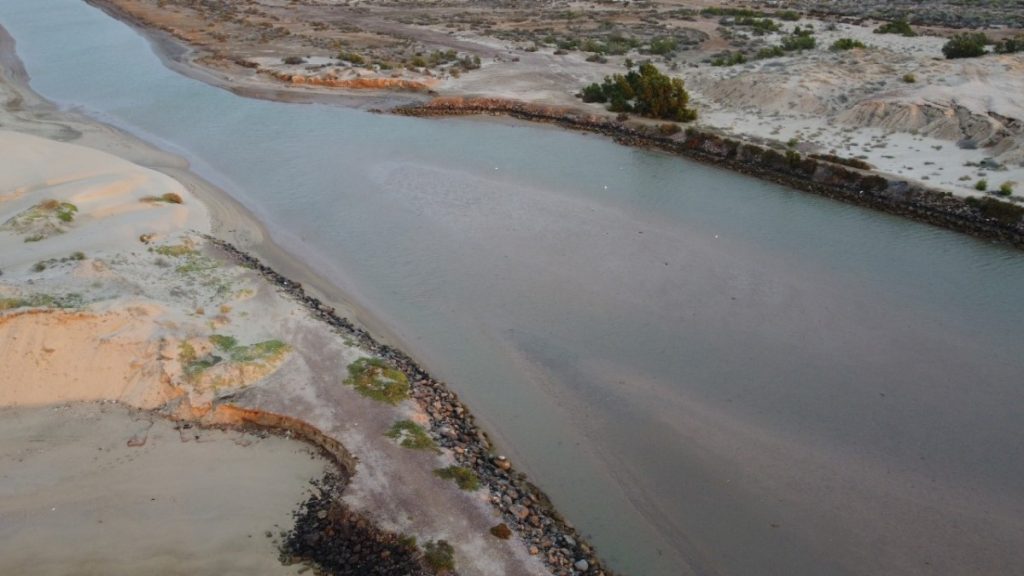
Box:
[2,3,1024,574]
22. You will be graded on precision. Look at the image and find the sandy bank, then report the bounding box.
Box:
[0,402,325,576]
[0,22,560,575]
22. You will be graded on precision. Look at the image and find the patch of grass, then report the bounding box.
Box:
[175,253,219,274]
[208,334,289,363]
[345,357,409,404]
[422,540,455,572]
[179,341,217,379]
[386,420,438,451]
[209,334,239,351]
[55,202,78,223]
[0,292,84,312]
[152,244,196,257]
[228,339,289,362]
[434,466,480,491]
[3,200,79,242]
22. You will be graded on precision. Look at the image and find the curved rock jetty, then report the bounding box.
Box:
[204,235,615,576]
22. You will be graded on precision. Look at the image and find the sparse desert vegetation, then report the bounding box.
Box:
[345,357,410,404]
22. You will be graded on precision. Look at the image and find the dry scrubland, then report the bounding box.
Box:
[93,0,1024,199]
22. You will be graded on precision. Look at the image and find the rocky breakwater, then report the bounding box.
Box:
[394,98,1024,248]
[203,235,614,576]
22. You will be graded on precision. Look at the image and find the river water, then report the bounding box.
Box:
[3,3,1024,575]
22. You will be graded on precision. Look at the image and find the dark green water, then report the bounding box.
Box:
[2,3,1023,574]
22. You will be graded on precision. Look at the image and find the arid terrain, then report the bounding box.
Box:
[0,20,586,576]
[91,0,1024,198]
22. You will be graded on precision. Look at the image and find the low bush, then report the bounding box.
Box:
[942,33,989,59]
[433,466,480,491]
[994,34,1024,54]
[345,357,409,404]
[874,19,916,37]
[965,196,1024,224]
[423,540,455,572]
[781,32,816,51]
[830,38,866,51]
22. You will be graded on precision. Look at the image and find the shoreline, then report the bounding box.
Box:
[393,98,1024,248]
[1,16,609,576]
[84,0,1023,249]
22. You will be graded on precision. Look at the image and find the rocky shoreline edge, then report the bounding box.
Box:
[202,235,612,576]
[392,98,1024,249]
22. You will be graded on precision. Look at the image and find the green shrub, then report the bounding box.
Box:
[781,32,816,51]
[386,420,438,451]
[423,540,455,572]
[830,38,866,51]
[902,73,917,83]
[434,466,480,491]
[338,51,364,65]
[345,357,409,404]
[755,46,785,59]
[942,33,989,59]
[711,52,747,66]
[874,20,916,37]
[998,181,1015,196]
[735,17,780,34]
[647,37,678,55]
[994,34,1024,54]
[965,196,1024,224]
[975,179,988,191]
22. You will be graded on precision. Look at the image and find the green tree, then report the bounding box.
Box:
[579,63,697,122]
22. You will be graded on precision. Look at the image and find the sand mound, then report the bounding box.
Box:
[0,307,177,408]
[0,130,208,266]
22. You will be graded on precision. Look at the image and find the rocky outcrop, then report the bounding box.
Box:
[394,98,1024,247]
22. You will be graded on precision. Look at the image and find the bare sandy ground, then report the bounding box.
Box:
[1,21,548,576]
[0,402,325,576]
[89,0,1024,199]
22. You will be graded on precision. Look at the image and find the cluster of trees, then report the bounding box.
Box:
[580,62,698,122]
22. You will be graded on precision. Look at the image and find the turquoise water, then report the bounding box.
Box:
[3,2,1024,575]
